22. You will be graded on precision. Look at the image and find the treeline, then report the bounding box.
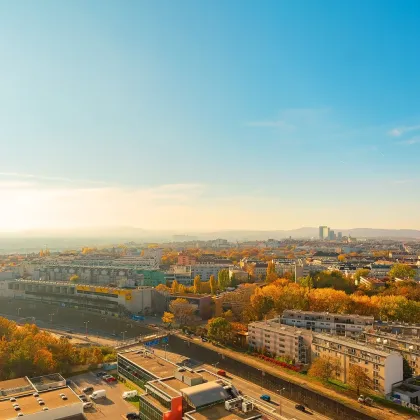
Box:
[242,280,420,323]
[0,317,116,379]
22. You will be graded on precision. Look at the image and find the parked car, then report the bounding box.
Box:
[83,402,93,410]
[217,370,227,377]
[260,394,271,402]
[79,394,88,402]
[201,337,208,342]
[126,413,140,420]
[65,335,72,339]
[104,375,116,383]
[295,404,306,412]
[82,386,94,394]
[96,371,107,377]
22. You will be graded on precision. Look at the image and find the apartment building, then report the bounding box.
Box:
[281,310,374,336]
[177,253,197,266]
[312,334,403,394]
[248,319,312,364]
[364,329,420,376]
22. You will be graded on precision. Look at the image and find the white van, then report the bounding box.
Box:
[90,389,106,400]
[122,390,138,399]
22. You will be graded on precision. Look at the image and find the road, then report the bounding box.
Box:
[151,347,331,420]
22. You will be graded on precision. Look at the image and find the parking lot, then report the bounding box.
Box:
[70,371,138,419]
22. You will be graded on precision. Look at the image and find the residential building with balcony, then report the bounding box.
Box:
[311,333,403,394]
[363,329,420,376]
[281,310,374,336]
[248,319,312,364]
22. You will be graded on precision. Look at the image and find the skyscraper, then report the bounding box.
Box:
[319,226,330,240]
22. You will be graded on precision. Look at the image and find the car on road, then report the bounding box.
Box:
[260,394,271,402]
[65,335,72,339]
[217,370,227,377]
[82,386,94,394]
[295,404,306,412]
[96,371,107,377]
[83,402,93,410]
[78,394,88,402]
[103,375,116,383]
[126,413,140,420]
[201,337,208,342]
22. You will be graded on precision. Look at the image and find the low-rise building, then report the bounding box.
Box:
[0,373,83,420]
[0,279,166,316]
[169,294,212,320]
[359,276,386,289]
[281,310,374,336]
[248,319,312,364]
[312,333,403,394]
[118,349,262,420]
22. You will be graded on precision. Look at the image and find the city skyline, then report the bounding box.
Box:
[2,1,420,231]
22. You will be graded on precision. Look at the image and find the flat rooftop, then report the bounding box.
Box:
[150,380,182,397]
[186,403,261,420]
[0,378,31,392]
[0,388,80,419]
[119,351,177,379]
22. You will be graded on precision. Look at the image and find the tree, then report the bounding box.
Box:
[389,263,416,280]
[338,254,347,262]
[207,317,233,343]
[218,269,230,291]
[162,312,174,327]
[171,280,180,294]
[193,275,201,294]
[348,364,372,395]
[209,275,217,295]
[169,298,197,325]
[308,356,341,382]
[69,275,79,283]
[156,284,170,293]
[266,262,277,283]
[354,268,370,282]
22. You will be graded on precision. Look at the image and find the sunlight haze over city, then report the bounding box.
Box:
[1,0,420,232]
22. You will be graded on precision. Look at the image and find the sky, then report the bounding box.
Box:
[1,0,420,232]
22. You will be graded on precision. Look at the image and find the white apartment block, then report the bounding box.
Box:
[248,319,312,364]
[281,310,374,336]
[312,334,403,394]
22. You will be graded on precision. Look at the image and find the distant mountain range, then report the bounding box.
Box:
[0,226,419,252]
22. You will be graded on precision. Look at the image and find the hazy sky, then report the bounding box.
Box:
[1,0,420,232]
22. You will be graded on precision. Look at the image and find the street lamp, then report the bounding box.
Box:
[122,331,127,342]
[17,308,21,317]
[49,313,54,324]
[163,343,168,360]
[276,388,286,416]
[84,321,89,336]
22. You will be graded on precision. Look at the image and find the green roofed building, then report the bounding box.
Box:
[136,269,166,287]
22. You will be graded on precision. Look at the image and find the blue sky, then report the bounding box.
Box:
[1,0,420,231]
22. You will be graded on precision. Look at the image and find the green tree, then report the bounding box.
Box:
[218,269,230,291]
[389,263,416,280]
[209,275,217,295]
[230,273,238,288]
[193,275,201,294]
[207,317,233,343]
